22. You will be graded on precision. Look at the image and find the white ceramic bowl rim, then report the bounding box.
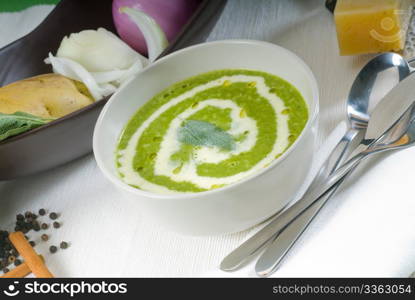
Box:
[93,39,319,200]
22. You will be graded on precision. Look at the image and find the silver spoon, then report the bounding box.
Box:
[255,100,415,277]
[254,57,415,276]
[257,100,415,270]
[255,98,415,277]
[220,53,412,272]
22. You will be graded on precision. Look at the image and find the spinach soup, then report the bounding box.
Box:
[116,69,308,194]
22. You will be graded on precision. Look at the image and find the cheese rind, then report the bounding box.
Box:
[334,0,412,55]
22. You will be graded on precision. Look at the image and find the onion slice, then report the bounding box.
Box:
[45,53,145,100]
[119,6,169,62]
[45,53,116,100]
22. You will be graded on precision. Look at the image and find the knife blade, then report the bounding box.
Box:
[254,74,415,276]
[365,72,415,140]
[220,71,415,272]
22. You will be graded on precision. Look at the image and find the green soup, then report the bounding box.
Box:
[116,69,308,194]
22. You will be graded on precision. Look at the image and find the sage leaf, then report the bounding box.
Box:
[0,112,53,141]
[178,120,235,151]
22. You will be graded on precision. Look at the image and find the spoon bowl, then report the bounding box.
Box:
[347,53,411,131]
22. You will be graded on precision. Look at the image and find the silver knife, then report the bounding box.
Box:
[255,73,415,276]
[220,72,415,272]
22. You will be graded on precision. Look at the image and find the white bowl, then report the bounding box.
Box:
[93,40,319,235]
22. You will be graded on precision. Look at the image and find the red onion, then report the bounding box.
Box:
[112,0,201,56]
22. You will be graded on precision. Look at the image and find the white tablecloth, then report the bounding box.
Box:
[1,0,414,277]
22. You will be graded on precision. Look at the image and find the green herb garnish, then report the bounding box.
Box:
[178,120,235,151]
[0,112,53,141]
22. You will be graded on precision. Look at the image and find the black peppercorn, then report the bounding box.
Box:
[60,241,69,249]
[14,259,21,266]
[2,267,9,273]
[38,208,46,216]
[49,245,57,254]
[7,255,15,264]
[53,222,60,229]
[16,214,24,221]
[29,241,35,247]
[32,221,40,232]
[1,258,7,268]
[49,212,58,220]
[41,223,48,230]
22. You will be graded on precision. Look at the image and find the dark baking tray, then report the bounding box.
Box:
[0,0,227,180]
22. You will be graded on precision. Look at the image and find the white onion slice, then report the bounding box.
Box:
[91,70,127,84]
[90,59,143,85]
[119,6,169,63]
[56,27,148,72]
[115,59,144,86]
[45,53,116,100]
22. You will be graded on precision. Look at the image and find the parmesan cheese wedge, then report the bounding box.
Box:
[334,0,413,55]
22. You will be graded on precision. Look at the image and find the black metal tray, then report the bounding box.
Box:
[0,0,227,180]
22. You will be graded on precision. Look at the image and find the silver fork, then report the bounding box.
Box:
[255,102,415,276]
[220,53,412,272]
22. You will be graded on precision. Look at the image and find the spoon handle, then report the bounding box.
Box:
[255,174,350,277]
[220,129,362,271]
[309,128,362,189]
[255,102,415,276]
[253,154,367,276]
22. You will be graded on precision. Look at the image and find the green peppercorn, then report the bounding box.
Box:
[53,222,60,229]
[41,234,48,242]
[38,208,46,216]
[60,241,69,249]
[49,245,57,254]
[49,212,58,220]
[41,223,48,230]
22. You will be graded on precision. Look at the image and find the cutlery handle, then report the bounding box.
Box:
[309,128,362,189]
[254,104,415,276]
[250,156,363,276]
[220,129,362,271]
[255,176,347,277]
